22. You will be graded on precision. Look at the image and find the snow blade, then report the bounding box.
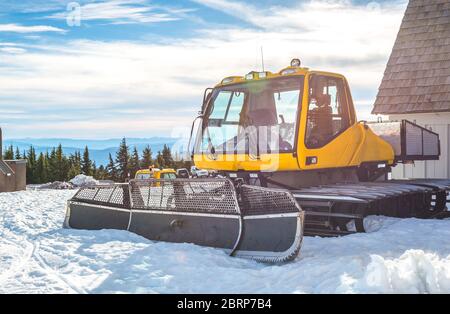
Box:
[64,179,304,263]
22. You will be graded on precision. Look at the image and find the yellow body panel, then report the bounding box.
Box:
[297,71,394,169]
[194,123,394,171]
[297,123,394,170]
[194,153,300,172]
[217,67,310,88]
[194,66,395,172]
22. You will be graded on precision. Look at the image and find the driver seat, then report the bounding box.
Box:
[309,94,333,147]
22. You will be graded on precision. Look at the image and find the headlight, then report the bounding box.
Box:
[222,77,235,84]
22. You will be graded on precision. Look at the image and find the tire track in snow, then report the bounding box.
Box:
[0,196,87,293]
[0,237,34,286]
[32,241,88,294]
[0,235,87,294]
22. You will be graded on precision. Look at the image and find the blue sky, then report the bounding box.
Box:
[0,0,408,139]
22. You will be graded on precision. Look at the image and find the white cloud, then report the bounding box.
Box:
[191,0,253,23]
[192,0,402,31]
[0,23,66,33]
[0,0,408,137]
[0,0,68,14]
[47,0,194,24]
[0,47,26,54]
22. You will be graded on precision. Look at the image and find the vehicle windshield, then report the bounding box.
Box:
[161,173,177,179]
[136,173,152,180]
[199,76,304,155]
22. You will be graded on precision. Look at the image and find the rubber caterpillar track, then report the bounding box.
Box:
[292,179,450,237]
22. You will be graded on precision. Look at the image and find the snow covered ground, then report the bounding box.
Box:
[0,189,449,294]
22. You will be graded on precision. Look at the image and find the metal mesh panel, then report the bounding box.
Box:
[71,184,131,209]
[93,187,114,202]
[423,130,439,156]
[129,179,240,214]
[405,122,423,155]
[369,120,440,161]
[240,185,300,215]
[71,180,302,216]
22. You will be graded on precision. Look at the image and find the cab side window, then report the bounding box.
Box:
[305,75,350,149]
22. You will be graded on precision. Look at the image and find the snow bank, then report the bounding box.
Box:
[357,250,450,293]
[30,175,100,190]
[35,181,74,190]
[69,175,99,187]
[0,189,449,293]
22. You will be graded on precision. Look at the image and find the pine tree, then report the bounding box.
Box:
[106,153,117,182]
[155,151,164,169]
[57,144,69,181]
[45,151,51,180]
[95,165,108,180]
[67,151,82,180]
[3,145,14,160]
[161,144,174,168]
[67,165,80,180]
[81,146,93,176]
[35,153,49,183]
[141,145,153,168]
[47,148,57,182]
[15,147,21,160]
[174,159,192,170]
[116,138,130,182]
[92,161,97,178]
[76,151,82,170]
[26,146,37,184]
[48,145,69,181]
[129,146,140,178]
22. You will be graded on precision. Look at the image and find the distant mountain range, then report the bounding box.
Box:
[3,137,183,166]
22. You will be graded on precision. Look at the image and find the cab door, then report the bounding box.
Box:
[297,73,361,169]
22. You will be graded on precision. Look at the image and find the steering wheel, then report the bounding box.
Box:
[279,140,293,151]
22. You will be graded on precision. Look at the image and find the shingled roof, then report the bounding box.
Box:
[372,0,450,114]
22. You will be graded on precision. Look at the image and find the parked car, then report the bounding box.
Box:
[190,166,209,178]
[176,168,190,179]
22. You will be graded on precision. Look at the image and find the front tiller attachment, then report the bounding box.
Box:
[64,178,304,263]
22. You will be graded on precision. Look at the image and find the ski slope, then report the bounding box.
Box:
[0,189,449,294]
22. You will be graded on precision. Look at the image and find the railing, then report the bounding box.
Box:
[72,179,241,215]
[71,178,302,216]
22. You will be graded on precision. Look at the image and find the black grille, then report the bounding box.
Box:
[71,184,131,209]
[129,179,240,214]
[240,185,300,215]
[71,179,302,216]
